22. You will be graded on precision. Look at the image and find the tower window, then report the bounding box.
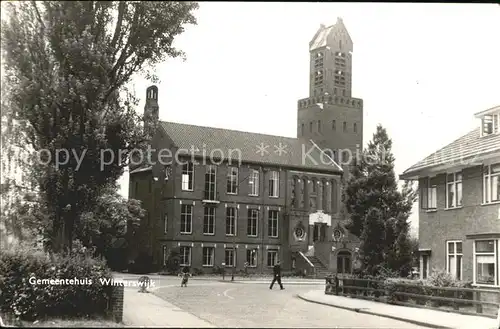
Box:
[332,120,336,130]
[317,120,321,133]
[343,122,347,132]
[309,122,313,133]
[353,123,357,133]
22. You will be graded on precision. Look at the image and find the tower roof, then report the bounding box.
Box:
[309,17,353,52]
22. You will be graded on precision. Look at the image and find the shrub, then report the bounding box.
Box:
[0,245,113,321]
[423,269,473,307]
[161,248,180,274]
[212,265,224,275]
[128,251,153,274]
[385,278,427,304]
[192,268,203,276]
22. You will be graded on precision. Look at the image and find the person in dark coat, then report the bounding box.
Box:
[269,260,284,290]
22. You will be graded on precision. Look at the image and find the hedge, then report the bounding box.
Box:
[0,245,114,321]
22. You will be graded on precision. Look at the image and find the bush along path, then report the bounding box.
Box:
[0,245,120,326]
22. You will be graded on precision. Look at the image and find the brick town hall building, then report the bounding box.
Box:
[129,18,364,275]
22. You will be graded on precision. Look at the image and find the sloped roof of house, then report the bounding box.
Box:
[157,121,342,174]
[401,127,500,179]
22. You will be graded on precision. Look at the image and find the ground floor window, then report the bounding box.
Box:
[246,248,257,267]
[474,239,498,286]
[225,249,235,267]
[180,246,191,266]
[202,247,214,267]
[267,249,278,267]
[446,241,463,280]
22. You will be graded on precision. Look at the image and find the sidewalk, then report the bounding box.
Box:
[218,279,324,285]
[123,288,215,327]
[298,289,499,329]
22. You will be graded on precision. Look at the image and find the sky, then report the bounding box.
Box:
[120,2,500,237]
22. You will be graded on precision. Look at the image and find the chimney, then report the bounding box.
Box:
[144,85,159,137]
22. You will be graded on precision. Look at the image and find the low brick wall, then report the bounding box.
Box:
[109,285,124,323]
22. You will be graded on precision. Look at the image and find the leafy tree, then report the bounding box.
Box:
[343,125,417,274]
[1,1,198,253]
[359,208,386,275]
[77,184,144,262]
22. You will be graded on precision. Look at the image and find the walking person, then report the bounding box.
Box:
[269,260,284,290]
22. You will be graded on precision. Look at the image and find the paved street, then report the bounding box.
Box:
[153,281,429,328]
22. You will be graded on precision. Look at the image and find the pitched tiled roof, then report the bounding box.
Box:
[159,121,342,173]
[401,128,500,179]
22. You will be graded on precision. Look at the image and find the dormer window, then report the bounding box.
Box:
[480,113,499,137]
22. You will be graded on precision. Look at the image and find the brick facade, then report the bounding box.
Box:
[130,157,344,273]
[417,164,500,285]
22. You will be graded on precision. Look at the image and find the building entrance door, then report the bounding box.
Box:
[337,251,352,274]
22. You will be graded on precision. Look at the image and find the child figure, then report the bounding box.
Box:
[179,266,190,287]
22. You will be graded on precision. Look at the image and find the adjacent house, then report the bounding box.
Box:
[400,105,500,287]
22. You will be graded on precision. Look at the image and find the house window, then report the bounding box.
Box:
[267,249,278,267]
[421,177,437,210]
[182,162,194,191]
[483,163,500,203]
[226,206,237,236]
[249,169,259,196]
[481,114,500,136]
[446,172,463,208]
[474,240,497,286]
[179,246,191,266]
[268,171,279,197]
[268,210,279,238]
[225,249,235,267]
[227,166,238,194]
[343,121,347,132]
[204,165,217,200]
[246,249,258,267]
[353,123,357,133]
[164,214,168,233]
[247,208,258,237]
[317,120,321,133]
[446,241,463,280]
[332,120,336,130]
[180,204,192,234]
[202,247,214,267]
[203,207,215,235]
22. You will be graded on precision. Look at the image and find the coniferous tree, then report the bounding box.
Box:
[359,208,386,275]
[343,125,417,274]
